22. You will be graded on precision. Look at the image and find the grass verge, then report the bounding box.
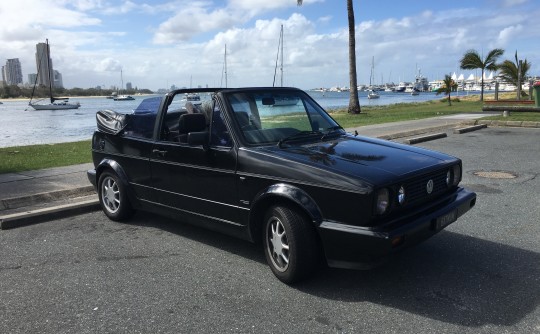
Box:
[0,140,92,174]
[328,99,484,128]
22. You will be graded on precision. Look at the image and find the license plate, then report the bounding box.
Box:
[434,210,458,230]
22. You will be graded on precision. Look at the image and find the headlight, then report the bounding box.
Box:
[375,188,390,215]
[397,185,406,205]
[452,164,462,186]
[446,170,452,186]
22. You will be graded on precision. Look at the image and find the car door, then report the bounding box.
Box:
[149,96,242,229]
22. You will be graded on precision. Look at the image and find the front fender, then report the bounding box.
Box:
[248,183,323,242]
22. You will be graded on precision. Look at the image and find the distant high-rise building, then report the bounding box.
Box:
[53,70,64,89]
[35,41,53,87]
[126,82,132,90]
[28,73,38,86]
[3,58,23,85]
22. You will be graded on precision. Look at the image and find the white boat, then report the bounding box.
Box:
[29,39,80,110]
[396,82,408,92]
[114,95,135,101]
[31,100,81,110]
[367,90,380,99]
[114,69,134,101]
[367,56,380,99]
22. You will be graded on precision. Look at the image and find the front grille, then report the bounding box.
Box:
[404,170,450,205]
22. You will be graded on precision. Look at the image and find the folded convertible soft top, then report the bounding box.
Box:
[96,109,128,135]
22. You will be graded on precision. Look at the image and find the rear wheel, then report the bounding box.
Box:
[263,205,319,284]
[98,170,134,221]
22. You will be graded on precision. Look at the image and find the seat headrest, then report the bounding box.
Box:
[178,113,207,133]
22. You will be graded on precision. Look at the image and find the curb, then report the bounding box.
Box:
[454,124,488,134]
[375,124,456,141]
[0,197,100,230]
[403,132,448,144]
[0,185,95,211]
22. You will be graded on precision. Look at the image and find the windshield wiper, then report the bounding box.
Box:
[320,126,344,141]
[277,130,323,148]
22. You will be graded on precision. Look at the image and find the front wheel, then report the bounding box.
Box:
[98,170,134,221]
[263,205,319,284]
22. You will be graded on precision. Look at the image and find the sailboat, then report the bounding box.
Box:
[272,25,299,106]
[29,39,80,110]
[367,56,380,99]
[114,69,135,101]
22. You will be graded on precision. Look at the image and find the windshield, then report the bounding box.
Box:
[224,89,343,145]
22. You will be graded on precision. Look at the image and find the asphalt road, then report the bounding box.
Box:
[1,127,539,334]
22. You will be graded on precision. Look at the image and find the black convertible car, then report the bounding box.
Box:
[88,87,476,283]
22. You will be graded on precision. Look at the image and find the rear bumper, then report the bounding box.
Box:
[318,187,477,269]
[87,169,97,190]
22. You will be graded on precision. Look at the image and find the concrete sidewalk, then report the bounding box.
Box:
[0,114,502,229]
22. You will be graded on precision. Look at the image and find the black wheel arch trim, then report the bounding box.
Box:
[248,183,323,242]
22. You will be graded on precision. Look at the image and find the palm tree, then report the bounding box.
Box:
[436,74,458,106]
[498,51,531,99]
[297,0,361,114]
[459,48,504,101]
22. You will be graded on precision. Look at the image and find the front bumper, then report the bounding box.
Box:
[318,187,477,269]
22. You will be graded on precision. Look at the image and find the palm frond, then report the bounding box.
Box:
[460,50,483,70]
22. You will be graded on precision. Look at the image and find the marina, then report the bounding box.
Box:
[0,90,472,148]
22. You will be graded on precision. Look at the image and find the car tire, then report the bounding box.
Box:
[263,205,319,284]
[98,170,134,221]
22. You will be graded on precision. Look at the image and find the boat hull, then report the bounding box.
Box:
[30,103,80,110]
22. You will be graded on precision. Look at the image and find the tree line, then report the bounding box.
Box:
[0,85,154,99]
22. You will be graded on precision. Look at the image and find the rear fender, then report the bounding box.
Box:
[95,158,140,207]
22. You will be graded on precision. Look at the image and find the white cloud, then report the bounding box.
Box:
[497,24,524,46]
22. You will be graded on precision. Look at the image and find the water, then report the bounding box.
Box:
[0,90,446,148]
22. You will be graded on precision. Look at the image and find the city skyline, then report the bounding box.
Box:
[0,0,538,91]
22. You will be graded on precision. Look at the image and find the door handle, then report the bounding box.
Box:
[152,149,167,157]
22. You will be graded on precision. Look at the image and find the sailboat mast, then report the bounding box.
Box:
[369,56,374,86]
[280,24,284,87]
[272,25,284,87]
[120,68,124,93]
[221,44,228,88]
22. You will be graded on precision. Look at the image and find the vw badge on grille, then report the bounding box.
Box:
[426,179,434,194]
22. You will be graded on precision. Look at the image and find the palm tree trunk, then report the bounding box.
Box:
[347,0,361,114]
[480,69,484,101]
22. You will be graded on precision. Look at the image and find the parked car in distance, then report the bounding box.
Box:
[88,87,477,284]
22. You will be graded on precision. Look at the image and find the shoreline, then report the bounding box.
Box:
[0,93,156,103]
[0,91,525,103]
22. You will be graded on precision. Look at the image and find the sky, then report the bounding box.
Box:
[0,0,538,91]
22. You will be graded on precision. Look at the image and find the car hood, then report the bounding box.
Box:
[258,135,457,184]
